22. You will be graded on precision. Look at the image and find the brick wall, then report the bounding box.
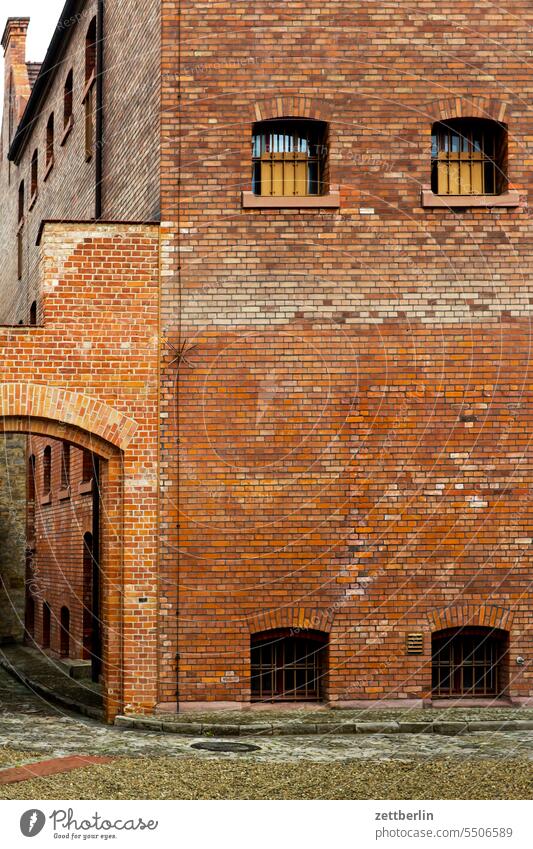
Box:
[0,433,26,644]
[0,220,161,719]
[159,0,533,705]
[0,0,160,324]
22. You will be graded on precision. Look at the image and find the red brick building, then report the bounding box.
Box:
[0,0,531,719]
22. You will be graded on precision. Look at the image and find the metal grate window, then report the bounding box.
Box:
[431,119,506,196]
[251,629,328,701]
[252,120,327,197]
[432,628,508,698]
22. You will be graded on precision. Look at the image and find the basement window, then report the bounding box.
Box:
[251,629,328,702]
[432,627,508,698]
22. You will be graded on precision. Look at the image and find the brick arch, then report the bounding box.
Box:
[247,606,334,635]
[429,604,513,633]
[252,95,333,123]
[0,383,138,452]
[426,95,509,124]
[0,383,135,723]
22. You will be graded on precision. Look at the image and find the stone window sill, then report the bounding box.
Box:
[79,480,93,495]
[40,493,51,506]
[60,116,73,147]
[421,188,521,209]
[58,487,71,501]
[242,189,340,209]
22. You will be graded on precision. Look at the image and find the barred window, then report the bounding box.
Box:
[431,119,507,196]
[432,627,508,698]
[251,629,328,701]
[252,119,328,197]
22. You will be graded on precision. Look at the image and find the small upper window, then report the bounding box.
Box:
[30,149,38,200]
[85,18,97,84]
[64,70,73,129]
[18,180,24,224]
[46,113,54,170]
[431,119,507,196]
[252,119,328,197]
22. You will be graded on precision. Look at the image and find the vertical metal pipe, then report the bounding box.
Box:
[95,0,104,219]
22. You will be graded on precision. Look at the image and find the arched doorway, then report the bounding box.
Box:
[432,627,509,698]
[0,412,124,722]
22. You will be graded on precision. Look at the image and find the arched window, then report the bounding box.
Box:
[46,113,54,171]
[29,301,37,326]
[63,69,73,131]
[432,627,508,698]
[252,119,328,197]
[60,606,70,657]
[18,180,24,224]
[42,445,51,496]
[251,629,328,701]
[42,602,51,649]
[85,19,97,84]
[431,119,507,196]
[30,149,38,200]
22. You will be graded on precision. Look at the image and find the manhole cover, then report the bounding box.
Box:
[191,741,261,753]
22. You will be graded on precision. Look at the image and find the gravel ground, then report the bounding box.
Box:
[1,757,531,800]
[0,747,39,768]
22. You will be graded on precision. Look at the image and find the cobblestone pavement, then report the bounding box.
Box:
[1,669,533,765]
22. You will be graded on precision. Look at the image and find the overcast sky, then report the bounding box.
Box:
[1,0,65,82]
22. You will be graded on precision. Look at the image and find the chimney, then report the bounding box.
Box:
[2,18,31,146]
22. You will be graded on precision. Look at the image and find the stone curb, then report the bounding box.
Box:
[114,715,533,737]
[0,654,104,723]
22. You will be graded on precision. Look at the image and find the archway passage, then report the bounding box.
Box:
[251,629,328,702]
[432,627,509,698]
[0,412,128,723]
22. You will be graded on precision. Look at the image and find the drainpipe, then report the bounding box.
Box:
[95,0,104,219]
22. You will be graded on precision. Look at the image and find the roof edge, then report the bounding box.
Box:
[8,0,87,163]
